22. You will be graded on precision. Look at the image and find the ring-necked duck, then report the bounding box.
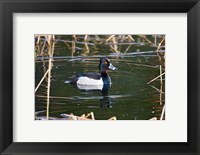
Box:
[69,57,117,90]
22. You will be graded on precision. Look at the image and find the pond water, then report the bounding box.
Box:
[35,35,165,120]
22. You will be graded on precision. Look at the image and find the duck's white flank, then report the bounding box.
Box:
[77,77,103,86]
[77,77,104,90]
[77,84,103,90]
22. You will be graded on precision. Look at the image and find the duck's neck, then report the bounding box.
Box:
[100,70,108,77]
[100,70,111,84]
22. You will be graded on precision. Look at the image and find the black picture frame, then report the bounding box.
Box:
[0,0,200,154]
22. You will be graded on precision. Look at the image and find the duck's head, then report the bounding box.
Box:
[99,57,117,73]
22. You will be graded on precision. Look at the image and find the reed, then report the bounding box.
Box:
[147,72,165,84]
[46,35,55,120]
[84,35,89,53]
[35,69,49,93]
[72,34,76,54]
[160,104,165,120]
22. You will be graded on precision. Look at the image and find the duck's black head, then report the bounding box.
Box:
[99,57,117,74]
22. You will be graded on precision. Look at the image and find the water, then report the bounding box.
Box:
[35,35,165,120]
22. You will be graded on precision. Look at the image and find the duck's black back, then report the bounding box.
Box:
[69,72,101,84]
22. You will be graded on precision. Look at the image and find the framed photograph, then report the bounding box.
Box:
[0,0,200,154]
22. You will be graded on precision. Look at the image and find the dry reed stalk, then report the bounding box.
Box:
[42,60,48,82]
[154,35,157,46]
[112,36,119,52]
[84,35,89,53]
[35,69,49,93]
[45,35,55,45]
[106,35,115,42]
[61,112,117,120]
[51,38,55,56]
[35,110,46,115]
[127,35,134,42]
[106,35,119,53]
[35,45,41,56]
[64,42,71,49]
[86,112,95,120]
[138,35,154,45]
[46,40,55,120]
[108,116,117,120]
[80,114,86,118]
[159,65,163,105]
[45,35,50,45]
[62,112,95,120]
[72,35,76,53]
[109,44,117,53]
[118,35,124,41]
[157,37,165,49]
[149,85,164,94]
[84,42,89,53]
[149,117,157,120]
[41,40,47,56]
[160,104,165,120]
[91,112,95,120]
[160,65,163,85]
[46,57,52,120]
[84,35,88,41]
[35,35,41,45]
[159,84,163,105]
[124,44,132,53]
[147,72,165,84]
[156,37,165,61]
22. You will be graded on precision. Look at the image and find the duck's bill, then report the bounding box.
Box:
[109,63,117,70]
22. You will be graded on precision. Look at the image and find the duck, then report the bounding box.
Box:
[69,57,117,90]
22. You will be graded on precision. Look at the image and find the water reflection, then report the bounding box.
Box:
[68,77,113,109]
[100,83,112,108]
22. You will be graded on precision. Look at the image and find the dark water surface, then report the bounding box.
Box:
[35,38,164,120]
